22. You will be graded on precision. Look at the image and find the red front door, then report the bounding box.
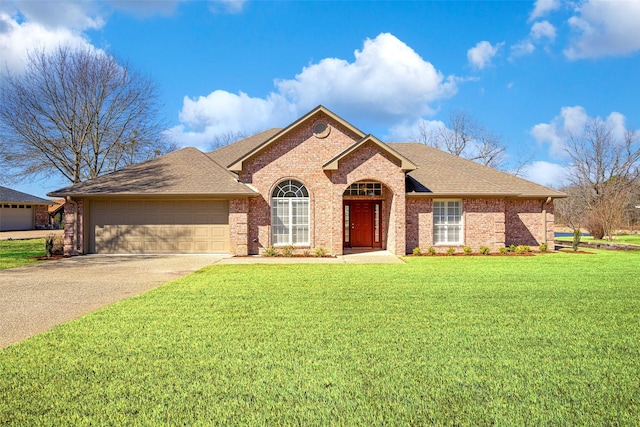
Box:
[351,201,373,247]
[344,200,381,248]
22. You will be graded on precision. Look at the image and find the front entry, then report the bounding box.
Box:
[343,200,381,248]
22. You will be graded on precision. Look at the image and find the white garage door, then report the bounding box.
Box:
[0,204,33,231]
[90,200,230,254]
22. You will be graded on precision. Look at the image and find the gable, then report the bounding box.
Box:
[228,105,366,173]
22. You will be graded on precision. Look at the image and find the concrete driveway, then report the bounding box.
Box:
[0,254,226,349]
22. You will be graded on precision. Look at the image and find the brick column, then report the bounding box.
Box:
[229,198,249,256]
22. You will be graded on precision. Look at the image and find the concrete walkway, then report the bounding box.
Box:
[0,251,402,349]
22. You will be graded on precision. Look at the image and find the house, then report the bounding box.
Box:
[0,186,52,231]
[48,106,566,256]
[48,199,66,228]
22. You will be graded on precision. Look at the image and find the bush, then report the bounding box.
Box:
[446,247,456,256]
[539,243,548,252]
[44,234,64,257]
[412,247,422,256]
[463,246,472,256]
[427,246,436,256]
[479,245,491,255]
[508,244,516,253]
[302,249,311,257]
[281,245,294,257]
[514,245,531,254]
[314,247,326,257]
[499,247,509,255]
[263,245,278,257]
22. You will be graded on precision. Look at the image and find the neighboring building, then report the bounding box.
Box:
[0,186,52,231]
[49,106,566,256]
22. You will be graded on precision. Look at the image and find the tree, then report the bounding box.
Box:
[563,118,640,239]
[415,109,509,170]
[0,45,175,184]
[207,130,249,151]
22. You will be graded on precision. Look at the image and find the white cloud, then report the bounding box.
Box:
[0,12,95,74]
[510,40,535,58]
[385,119,445,142]
[171,33,458,148]
[530,20,556,41]
[467,41,503,70]
[565,0,640,59]
[511,20,556,59]
[168,90,296,150]
[7,0,104,30]
[521,161,569,188]
[276,33,457,117]
[209,0,247,14]
[529,0,561,21]
[106,0,187,17]
[530,106,631,160]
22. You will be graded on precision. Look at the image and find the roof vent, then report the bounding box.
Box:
[313,121,330,138]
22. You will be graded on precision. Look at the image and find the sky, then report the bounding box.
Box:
[2,0,639,199]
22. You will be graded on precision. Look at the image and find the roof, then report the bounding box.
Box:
[48,199,66,214]
[227,105,366,172]
[0,186,52,205]
[207,128,282,168]
[389,143,567,198]
[48,147,257,198]
[323,135,416,172]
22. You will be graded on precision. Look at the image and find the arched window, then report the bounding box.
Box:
[271,179,309,245]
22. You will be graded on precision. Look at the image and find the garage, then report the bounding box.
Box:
[0,204,34,231]
[89,199,230,254]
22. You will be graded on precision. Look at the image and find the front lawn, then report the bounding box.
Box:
[556,234,640,246]
[1,251,639,425]
[0,238,45,269]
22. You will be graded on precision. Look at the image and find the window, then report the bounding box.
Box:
[271,179,309,245]
[344,182,382,196]
[433,200,462,244]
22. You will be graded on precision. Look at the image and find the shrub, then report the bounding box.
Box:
[281,245,294,257]
[499,247,509,255]
[514,245,530,254]
[479,245,490,255]
[508,244,516,253]
[44,234,64,257]
[412,247,422,256]
[446,247,456,256]
[314,247,326,257]
[263,245,278,257]
[302,249,311,257]
[427,246,436,256]
[539,243,548,252]
[463,246,473,255]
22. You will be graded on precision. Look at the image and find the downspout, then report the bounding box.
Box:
[67,196,79,255]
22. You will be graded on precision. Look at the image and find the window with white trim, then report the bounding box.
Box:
[433,200,462,244]
[271,179,309,245]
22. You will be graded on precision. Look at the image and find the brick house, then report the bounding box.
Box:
[49,106,566,256]
[0,186,52,231]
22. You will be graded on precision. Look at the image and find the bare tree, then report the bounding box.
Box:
[0,45,175,184]
[207,130,250,151]
[416,109,507,169]
[564,119,640,239]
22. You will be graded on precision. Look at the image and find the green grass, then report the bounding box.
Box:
[0,238,45,269]
[1,251,639,425]
[556,234,640,245]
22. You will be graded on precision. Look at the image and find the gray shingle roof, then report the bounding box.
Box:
[48,147,257,197]
[0,186,52,204]
[389,143,566,198]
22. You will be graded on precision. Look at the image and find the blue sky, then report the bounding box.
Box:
[2,0,640,198]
